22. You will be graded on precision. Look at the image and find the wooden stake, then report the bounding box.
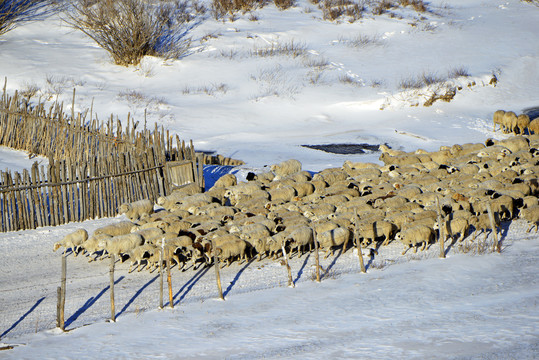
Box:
[354,209,366,273]
[313,228,321,282]
[281,242,295,288]
[436,197,446,259]
[159,241,164,309]
[486,202,500,253]
[56,255,66,331]
[213,241,224,300]
[166,246,174,309]
[110,254,116,322]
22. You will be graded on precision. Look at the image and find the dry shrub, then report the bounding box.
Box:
[274,0,294,10]
[320,0,364,22]
[251,39,307,58]
[211,0,264,18]
[64,0,192,66]
[397,0,426,12]
[0,0,60,36]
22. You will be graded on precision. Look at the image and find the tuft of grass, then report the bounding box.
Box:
[339,74,362,87]
[319,0,364,22]
[339,33,382,47]
[399,72,445,90]
[211,0,263,19]
[251,39,308,58]
[397,0,427,12]
[182,83,229,96]
[448,66,470,79]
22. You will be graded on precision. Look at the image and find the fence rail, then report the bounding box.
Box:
[0,81,204,232]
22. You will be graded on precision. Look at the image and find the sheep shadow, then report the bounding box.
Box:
[322,247,344,278]
[172,266,211,306]
[364,242,382,271]
[293,252,311,284]
[223,257,256,297]
[444,237,458,257]
[1,296,46,338]
[116,274,159,318]
[65,276,125,328]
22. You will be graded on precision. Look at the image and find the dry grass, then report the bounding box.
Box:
[64,0,192,66]
[448,66,470,79]
[274,0,295,10]
[181,83,229,96]
[319,0,365,22]
[211,0,264,18]
[339,33,383,47]
[251,39,308,58]
[399,72,445,90]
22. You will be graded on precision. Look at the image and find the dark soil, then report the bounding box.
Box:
[301,143,381,154]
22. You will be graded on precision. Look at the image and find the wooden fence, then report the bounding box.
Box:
[0,81,206,232]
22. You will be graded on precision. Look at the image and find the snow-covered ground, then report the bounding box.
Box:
[0,0,538,358]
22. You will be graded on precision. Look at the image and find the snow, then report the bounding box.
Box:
[0,0,538,358]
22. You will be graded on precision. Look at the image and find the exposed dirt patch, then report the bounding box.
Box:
[301,143,380,154]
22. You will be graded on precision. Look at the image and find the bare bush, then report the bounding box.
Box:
[0,0,60,36]
[319,0,364,22]
[64,0,192,66]
[211,0,263,19]
[274,0,294,10]
[448,66,470,79]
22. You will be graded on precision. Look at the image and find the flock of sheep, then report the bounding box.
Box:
[492,109,539,135]
[53,130,539,274]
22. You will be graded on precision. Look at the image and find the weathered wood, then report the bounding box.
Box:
[313,228,321,282]
[281,242,295,288]
[213,240,224,300]
[486,202,500,253]
[110,254,116,322]
[57,255,66,331]
[436,196,446,259]
[354,209,366,273]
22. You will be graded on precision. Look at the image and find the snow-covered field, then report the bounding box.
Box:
[0,0,538,358]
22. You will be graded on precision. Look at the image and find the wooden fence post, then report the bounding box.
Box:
[436,197,446,259]
[56,254,66,331]
[312,228,321,282]
[159,240,164,309]
[486,202,500,253]
[166,245,174,309]
[354,210,366,273]
[212,241,224,300]
[281,242,295,288]
[109,254,116,322]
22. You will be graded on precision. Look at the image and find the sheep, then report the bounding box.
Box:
[286,225,314,258]
[118,199,154,221]
[312,169,348,186]
[157,219,192,235]
[131,227,164,244]
[79,233,111,261]
[502,111,518,133]
[270,159,302,178]
[126,243,158,272]
[316,227,351,258]
[53,228,88,256]
[98,233,144,258]
[378,144,406,157]
[213,239,249,266]
[211,173,237,189]
[156,183,201,210]
[268,185,296,203]
[468,214,500,241]
[291,181,315,198]
[395,225,434,255]
[493,110,505,132]
[519,205,539,232]
[529,118,539,135]
[94,221,136,237]
[434,217,469,243]
[357,220,396,246]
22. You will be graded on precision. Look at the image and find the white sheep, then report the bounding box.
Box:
[357,220,396,247]
[286,225,314,258]
[519,205,539,232]
[98,233,144,258]
[394,225,434,255]
[528,118,539,135]
[126,243,158,272]
[270,159,302,178]
[211,173,238,189]
[502,111,518,133]
[53,228,88,255]
[79,233,112,262]
[130,227,164,244]
[213,239,249,266]
[316,227,351,258]
[157,183,201,210]
[94,221,136,237]
[269,185,296,203]
[492,110,505,132]
[469,214,500,241]
[434,217,469,243]
[118,199,154,221]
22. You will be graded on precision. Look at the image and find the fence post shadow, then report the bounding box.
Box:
[64,276,125,329]
[116,274,159,318]
[322,247,344,279]
[1,296,46,338]
[223,257,256,297]
[293,252,311,284]
[172,265,211,306]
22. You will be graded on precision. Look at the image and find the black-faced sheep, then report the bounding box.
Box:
[118,199,154,221]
